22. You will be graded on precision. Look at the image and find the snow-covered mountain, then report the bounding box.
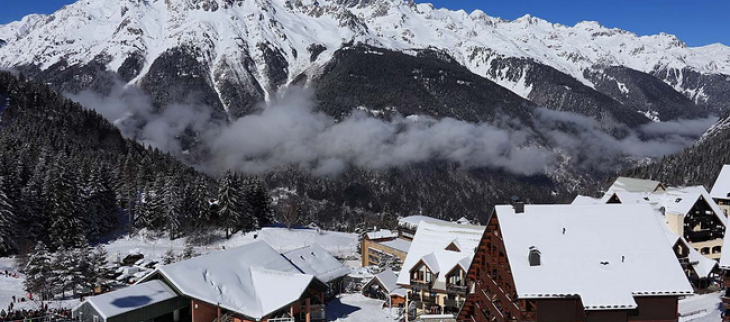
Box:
[0,0,728,121]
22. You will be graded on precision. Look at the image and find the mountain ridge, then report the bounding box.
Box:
[0,0,729,121]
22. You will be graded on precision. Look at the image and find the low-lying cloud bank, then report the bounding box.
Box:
[68,84,717,176]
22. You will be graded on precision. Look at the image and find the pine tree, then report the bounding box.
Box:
[44,160,86,248]
[182,245,196,259]
[0,176,17,256]
[140,174,166,231]
[86,164,119,239]
[86,246,112,294]
[217,171,242,239]
[24,242,54,301]
[191,177,211,223]
[246,179,274,229]
[163,249,176,265]
[163,172,183,239]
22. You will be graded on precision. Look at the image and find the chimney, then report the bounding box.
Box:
[528,246,541,266]
[511,195,525,214]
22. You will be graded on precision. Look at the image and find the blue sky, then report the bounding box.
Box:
[0,0,727,46]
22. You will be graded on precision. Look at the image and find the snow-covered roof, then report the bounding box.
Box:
[390,288,406,298]
[495,204,693,310]
[366,229,398,240]
[79,280,178,319]
[368,269,400,294]
[603,186,726,228]
[283,244,349,283]
[380,238,411,253]
[571,195,601,205]
[609,177,665,193]
[398,215,446,229]
[396,221,484,290]
[593,188,719,277]
[711,165,730,201]
[153,241,316,320]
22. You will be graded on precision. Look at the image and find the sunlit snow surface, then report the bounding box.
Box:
[0,0,728,102]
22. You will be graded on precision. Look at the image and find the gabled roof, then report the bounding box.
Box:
[369,269,399,294]
[396,221,484,290]
[78,280,178,320]
[283,244,349,283]
[594,188,719,278]
[601,186,726,228]
[711,165,730,201]
[609,177,665,193]
[495,204,692,311]
[153,241,316,320]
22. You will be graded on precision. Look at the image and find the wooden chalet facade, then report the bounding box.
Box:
[457,204,693,322]
[396,221,484,321]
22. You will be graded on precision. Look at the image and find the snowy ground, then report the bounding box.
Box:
[0,258,79,313]
[326,294,400,322]
[104,227,359,263]
[679,292,722,322]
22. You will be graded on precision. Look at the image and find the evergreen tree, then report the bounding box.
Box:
[217,171,242,239]
[191,177,211,223]
[246,179,274,229]
[163,249,176,265]
[163,172,183,239]
[44,160,85,248]
[86,246,113,294]
[141,174,166,231]
[86,164,119,239]
[182,245,196,259]
[24,242,54,301]
[0,176,17,256]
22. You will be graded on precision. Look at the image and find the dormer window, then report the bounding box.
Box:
[445,241,461,252]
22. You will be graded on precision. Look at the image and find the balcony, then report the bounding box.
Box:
[410,281,433,292]
[447,284,468,296]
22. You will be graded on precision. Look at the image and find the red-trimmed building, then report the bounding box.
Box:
[457,204,693,322]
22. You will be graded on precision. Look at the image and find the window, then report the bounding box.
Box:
[701,247,710,255]
[93,316,99,322]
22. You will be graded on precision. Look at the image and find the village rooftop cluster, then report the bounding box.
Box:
[63,166,730,322]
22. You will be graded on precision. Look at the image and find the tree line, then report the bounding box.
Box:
[0,72,274,255]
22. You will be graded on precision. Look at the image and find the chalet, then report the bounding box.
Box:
[711,165,730,216]
[363,269,406,307]
[457,204,693,322]
[283,244,350,299]
[74,241,328,322]
[601,185,726,260]
[397,221,485,321]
